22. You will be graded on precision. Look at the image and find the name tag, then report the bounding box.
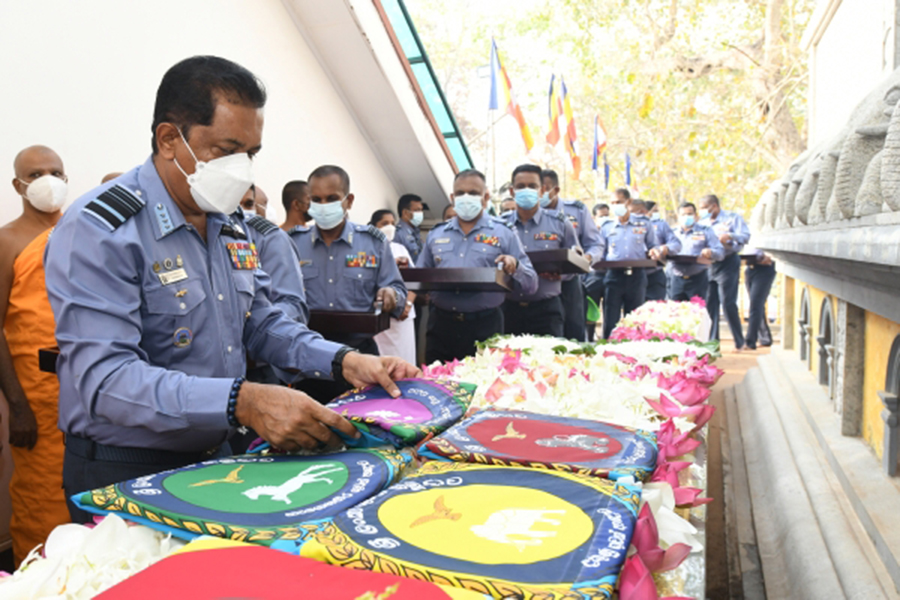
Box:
[434,238,451,244]
[158,268,188,286]
[691,234,706,241]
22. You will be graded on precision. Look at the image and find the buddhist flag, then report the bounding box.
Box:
[625,153,633,186]
[603,153,610,190]
[591,116,607,172]
[561,77,581,180]
[546,75,564,146]
[489,39,534,153]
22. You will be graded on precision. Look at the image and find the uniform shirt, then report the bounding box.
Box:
[44,157,344,452]
[668,224,725,277]
[699,209,750,256]
[634,215,682,273]
[395,220,423,263]
[416,211,538,312]
[289,220,407,318]
[556,199,603,259]
[598,215,663,262]
[242,214,309,324]
[502,207,579,302]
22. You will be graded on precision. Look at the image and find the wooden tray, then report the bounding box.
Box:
[667,254,713,266]
[39,347,59,374]
[308,311,391,335]
[401,268,513,292]
[593,259,660,269]
[740,253,761,265]
[526,248,591,274]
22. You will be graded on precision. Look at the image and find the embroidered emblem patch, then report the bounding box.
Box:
[173,327,193,348]
[346,252,377,268]
[534,232,559,241]
[632,227,647,235]
[475,234,500,247]
[226,242,259,270]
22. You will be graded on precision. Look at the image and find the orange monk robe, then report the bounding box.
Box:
[5,228,68,564]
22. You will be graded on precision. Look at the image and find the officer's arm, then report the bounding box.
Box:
[732,214,751,245]
[416,231,436,268]
[579,205,604,260]
[563,216,580,251]
[507,234,538,295]
[707,228,726,261]
[257,230,309,324]
[377,239,408,318]
[663,223,682,255]
[45,217,238,433]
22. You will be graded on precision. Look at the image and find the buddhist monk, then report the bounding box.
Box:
[0,145,70,564]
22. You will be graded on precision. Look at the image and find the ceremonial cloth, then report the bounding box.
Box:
[299,462,640,599]
[327,378,474,448]
[72,449,408,546]
[420,409,657,481]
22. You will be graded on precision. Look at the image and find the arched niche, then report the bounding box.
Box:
[798,288,812,367]
[817,298,835,397]
[879,336,900,476]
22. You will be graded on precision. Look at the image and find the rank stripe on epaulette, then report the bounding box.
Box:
[246,215,278,235]
[366,224,386,242]
[83,185,145,231]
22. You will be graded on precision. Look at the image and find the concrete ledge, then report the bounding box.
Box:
[764,349,900,595]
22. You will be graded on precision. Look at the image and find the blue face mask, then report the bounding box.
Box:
[308,199,346,230]
[699,209,710,220]
[612,204,628,218]
[515,188,539,210]
[453,194,483,222]
[539,193,553,208]
[650,212,661,221]
[681,215,695,228]
[410,211,424,227]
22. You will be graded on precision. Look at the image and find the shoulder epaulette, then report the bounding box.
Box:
[554,210,567,222]
[288,225,310,235]
[83,185,145,231]
[567,199,585,210]
[365,224,386,242]
[245,215,279,236]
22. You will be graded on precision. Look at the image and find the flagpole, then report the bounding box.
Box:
[491,110,497,195]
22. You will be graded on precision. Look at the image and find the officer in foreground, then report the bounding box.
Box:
[668,202,724,301]
[44,56,419,520]
[417,169,537,363]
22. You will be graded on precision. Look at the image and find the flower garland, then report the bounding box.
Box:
[611,296,711,342]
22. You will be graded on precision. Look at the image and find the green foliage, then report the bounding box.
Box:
[405,0,813,216]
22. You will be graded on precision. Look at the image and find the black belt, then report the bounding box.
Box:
[434,305,499,322]
[505,296,559,309]
[65,435,220,465]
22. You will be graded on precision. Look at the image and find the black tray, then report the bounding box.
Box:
[308,311,392,335]
[526,248,591,274]
[402,268,513,292]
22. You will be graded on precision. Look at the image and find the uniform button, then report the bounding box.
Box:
[227,346,233,353]
[459,253,464,257]
[179,302,186,310]
[329,256,334,261]
[358,274,362,278]
[329,303,334,307]
[314,371,321,378]
[217,294,224,301]
[328,279,333,283]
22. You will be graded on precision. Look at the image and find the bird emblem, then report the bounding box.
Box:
[409,495,462,528]
[189,465,245,487]
[492,422,527,442]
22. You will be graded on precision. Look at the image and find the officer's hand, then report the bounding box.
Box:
[395,256,409,269]
[719,233,732,244]
[8,400,38,449]
[375,287,397,313]
[341,352,422,398]
[399,292,415,321]
[539,272,561,281]
[234,383,357,452]
[700,248,713,259]
[648,248,663,261]
[758,253,773,265]
[495,255,517,275]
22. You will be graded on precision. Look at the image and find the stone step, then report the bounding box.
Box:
[737,350,900,599]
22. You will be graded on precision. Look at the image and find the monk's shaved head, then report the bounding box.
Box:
[101,172,123,184]
[13,146,64,180]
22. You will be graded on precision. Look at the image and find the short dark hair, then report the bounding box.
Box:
[645,200,657,211]
[398,194,423,215]
[511,164,542,183]
[541,169,559,187]
[369,209,394,227]
[679,201,697,213]
[282,180,307,212]
[614,187,631,200]
[630,199,646,211]
[454,169,486,183]
[701,194,720,207]
[593,203,609,215]
[442,205,456,220]
[152,56,267,154]
[309,165,350,194]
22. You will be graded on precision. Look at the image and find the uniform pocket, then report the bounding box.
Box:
[144,277,207,315]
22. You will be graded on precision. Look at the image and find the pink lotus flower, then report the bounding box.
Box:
[499,350,524,374]
[645,395,682,418]
[422,359,460,378]
[689,296,706,308]
[618,555,692,600]
[632,504,692,573]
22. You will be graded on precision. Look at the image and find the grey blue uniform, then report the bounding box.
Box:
[396,220,423,264]
[700,209,751,347]
[417,212,537,363]
[744,249,775,349]
[556,199,603,342]
[44,157,345,517]
[637,216,682,302]
[502,207,579,338]
[667,224,724,301]
[597,216,664,338]
[243,214,309,324]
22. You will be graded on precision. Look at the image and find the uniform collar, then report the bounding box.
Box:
[514,206,543,226]
[139,156,188,241]
[312,219,355,246]
[446,211,492,233]
[399,219,418,232]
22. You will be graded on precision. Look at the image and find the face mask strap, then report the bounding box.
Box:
[173,127,201,180]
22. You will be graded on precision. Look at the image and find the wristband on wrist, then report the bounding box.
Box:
[332,346,358,387]
[227,377,246,427]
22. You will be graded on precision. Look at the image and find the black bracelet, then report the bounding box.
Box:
[227,377,246,427]
[332,346,357,387]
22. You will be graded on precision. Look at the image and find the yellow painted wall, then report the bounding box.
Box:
[862,313,900,458]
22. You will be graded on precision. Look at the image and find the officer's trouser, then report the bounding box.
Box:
[425,305,503,365]
[745,262,776,348]
[293,337,379,404]
[602,269,648,339]
[645,268,668,302]
[63,436,232,523]
[503,296,564,338]
[561,276,586,341]
[707,253,745,348]
[583,270,606,342]
[669,269,710,302]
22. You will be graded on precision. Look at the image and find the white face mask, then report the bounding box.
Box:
[410,210,424,227]
[308,199,347,230]
[699,208,710,220]
[19,175,67,212]
[265,204,277,222]
[612,204,628,218]
[174,129,254,215]
[453,194,483,221]
[380,223,396,242]
[239,206,255,220]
